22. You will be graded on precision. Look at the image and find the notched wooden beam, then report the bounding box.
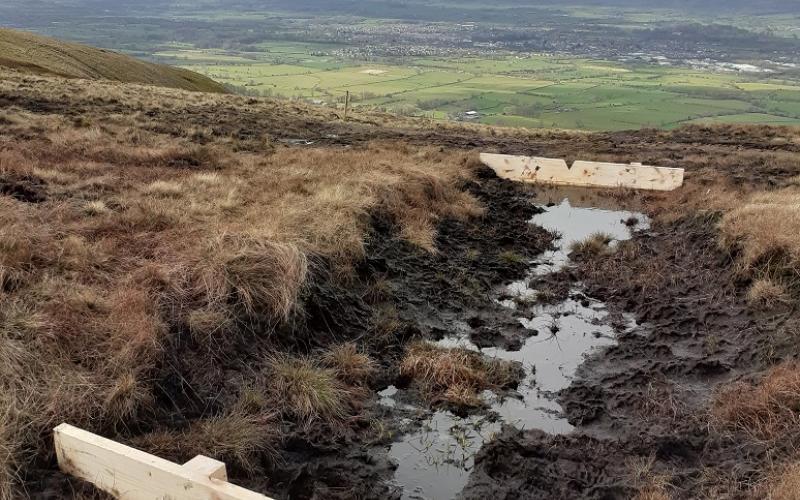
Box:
[480,153,685,191]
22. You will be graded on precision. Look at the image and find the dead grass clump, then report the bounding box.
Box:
[747,278,791,309]
[117,199,187,232]
[569,232,614,259]
[131,411,278,473]
[266,354,350,425]
[719,189,800,283]
[629,456,672,500]
[0,222,43,291]
[442,382,484,407]
[102,371,154,427]
[764,462,800,500]
[0,300,49,344]
[82,200,110,216]
[143,180,183,198]
[321,343,377,385]
[197,236,308,322]
[187,306,236,345]
[400,342,522,407]
[711,362,800,441]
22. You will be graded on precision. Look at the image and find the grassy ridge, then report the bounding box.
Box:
[0,28,225,93]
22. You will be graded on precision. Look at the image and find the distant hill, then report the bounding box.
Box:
[0,28,225,93]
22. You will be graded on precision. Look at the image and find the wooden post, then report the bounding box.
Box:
[344,91,350,121]
[54,423,273,500]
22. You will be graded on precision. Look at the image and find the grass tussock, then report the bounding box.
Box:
[569,232,614,259]
[131,410,279,473]
[719,189,800,293]
[196,236,309,322]
[266,355,351,426]
[763,462,800,500]
[400,342,522,407]
[321,343,377,385]
[711,362,800,441]
[747,278,791,309]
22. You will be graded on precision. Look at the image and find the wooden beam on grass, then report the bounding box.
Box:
[54,423,272,500]
[480,153,684,191]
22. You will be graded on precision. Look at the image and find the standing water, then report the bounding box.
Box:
[384,186,649,499]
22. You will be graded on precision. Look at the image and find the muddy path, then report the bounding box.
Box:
[261,177,669,500]
[462,214,788,499]
[270,179,792,500]
[44,167,777,500]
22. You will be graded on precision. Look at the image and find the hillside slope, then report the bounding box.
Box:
[2,69,800,499]
[0,28,225,92]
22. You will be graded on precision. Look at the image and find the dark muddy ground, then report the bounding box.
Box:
[463,214,792,499]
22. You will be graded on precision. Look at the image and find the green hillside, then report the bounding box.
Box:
[0,28,225,93]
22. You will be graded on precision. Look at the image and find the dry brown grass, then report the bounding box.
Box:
[719,189,800,288]
[764,462,800,500]
[131,410,279,473]
[400,341,522,407]
[747,278,791,309]
[711,362,800,441]
[266,355,351,426]
[195,236,309,322]
[322,343,377,385]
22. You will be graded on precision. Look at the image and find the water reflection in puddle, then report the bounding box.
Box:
[529,188,648,275]
[386,189,648,499]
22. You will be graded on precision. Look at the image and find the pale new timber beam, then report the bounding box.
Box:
[479,153,684,191]
[54,423,272,500]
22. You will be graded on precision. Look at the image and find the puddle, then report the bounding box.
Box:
[385,189,648,500]
[528,187,648,275]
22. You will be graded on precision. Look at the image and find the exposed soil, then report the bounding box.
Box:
[364,168,553,341]
[0,171,47,203]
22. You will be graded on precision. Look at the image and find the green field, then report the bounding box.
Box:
[155,43,800,131]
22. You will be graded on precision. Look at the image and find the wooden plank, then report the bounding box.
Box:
[479,153,684,191]
[183,455,228,481]
[54,423,272,500]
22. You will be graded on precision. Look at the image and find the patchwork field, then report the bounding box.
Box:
[154,43,800,131]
